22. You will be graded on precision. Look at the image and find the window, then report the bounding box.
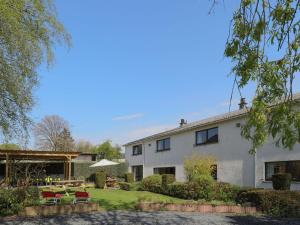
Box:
[196,127,218,145]
[132,144,142,156]
[132,165,143,181]
[91,155,97,161]
[156,138,171,152]
[265,161,300,181]
[153,167,175,175]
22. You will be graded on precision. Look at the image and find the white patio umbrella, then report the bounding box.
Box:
[89,159,119,168]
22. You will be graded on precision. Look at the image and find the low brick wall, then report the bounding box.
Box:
[138,202,258,214]
[19,203,100,217]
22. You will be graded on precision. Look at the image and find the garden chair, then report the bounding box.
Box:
[41,191,63,205]
[73,191,90,204]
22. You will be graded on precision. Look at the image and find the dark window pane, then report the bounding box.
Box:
[157,140,164,151]
[287,161,300,181]
[153,167,175,175]
[207,127,218,143]
[133,145,142,155]
[164,138,170,149]
[196,131,207,145]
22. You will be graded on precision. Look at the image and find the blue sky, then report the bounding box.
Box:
[30,1,299,146]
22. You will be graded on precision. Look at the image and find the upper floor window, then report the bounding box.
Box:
[132,144,142,155]
[196,127,218,145]
[265,161,300,181]
[156,138,170,152]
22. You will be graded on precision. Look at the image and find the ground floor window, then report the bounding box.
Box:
[132,165,143,181]
[265,161,300,181]
[153,167,175,175]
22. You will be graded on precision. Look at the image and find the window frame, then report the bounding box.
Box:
[195,127,219,146]
[153,166,176,175]
[156,138,171,152]
[132,144,142,156]
[265,160,300,181]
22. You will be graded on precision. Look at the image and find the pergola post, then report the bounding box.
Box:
[68,157,72,180]
[5,153,10,184]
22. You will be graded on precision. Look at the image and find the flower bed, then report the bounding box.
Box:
[19,202,101,217]
[137,202,257,214]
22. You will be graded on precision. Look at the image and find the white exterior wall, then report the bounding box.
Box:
[125,117,300,189]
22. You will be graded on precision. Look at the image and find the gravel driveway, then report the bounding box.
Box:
[1,211,300,225]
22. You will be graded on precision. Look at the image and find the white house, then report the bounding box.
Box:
[124,94,300,190]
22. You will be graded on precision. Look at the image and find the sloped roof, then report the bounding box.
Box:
[124,93,300,146]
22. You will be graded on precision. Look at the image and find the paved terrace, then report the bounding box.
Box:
[1,211,300,225]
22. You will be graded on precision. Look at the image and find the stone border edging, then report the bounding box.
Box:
[19,202,101,217]
[138,202,258,214]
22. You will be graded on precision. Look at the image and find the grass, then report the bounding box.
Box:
[40,187,187,210]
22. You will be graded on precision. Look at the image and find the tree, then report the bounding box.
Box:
[56,128,75,152]
[0,0,71,141]
[222,0,300,153]
[0,143,21,150]
[34,115,74,151]
[75,140,96,153]
[94,140,122,160]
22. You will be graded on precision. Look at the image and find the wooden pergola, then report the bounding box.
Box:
[0,149,81,184]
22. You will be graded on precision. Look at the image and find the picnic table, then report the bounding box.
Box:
[53,180,85,187]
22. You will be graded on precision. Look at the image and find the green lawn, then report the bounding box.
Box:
[42,187,187,210]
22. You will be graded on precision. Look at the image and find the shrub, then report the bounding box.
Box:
[131,182,142,191]
[167,182,202,200]
[125,173,134,183]
[184,153,216,181]
[212,182,240,202]
[141,175,162,193]
[162,174,175,190]
[193,175,215,200]
[119,182,131,191]
[0,189,24,216]
[237,189,300,217]
[272,173,292,190]
[95,171,106,189]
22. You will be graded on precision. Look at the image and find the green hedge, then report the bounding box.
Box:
[272,173,292,190]
[119,182,131,191]
[162,174,175,190]
[72,162,128,181]
[141,175,162,192]
[95,171,106,189]
[237,189,300,217]
[212,182,240,202]
[125,173,134,183]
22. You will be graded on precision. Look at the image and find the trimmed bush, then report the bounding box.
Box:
[141,175,162,192]
[0,188,26,216]
[212,182,240,202]
[125,173,134,183]
[236,189,300,217]
[119,182,131,191]
[162,174,175,190]
[272,173,292,190]
[167,182,202,200]
[95,171,106,189]
[193,175,214,200]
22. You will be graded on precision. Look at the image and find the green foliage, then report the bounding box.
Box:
[225,0,300,153]
[272,173,292,190]
[75,141,96,153]
[125,173,134,183]
[0,0,71,140]
[0,187,40,216]
[141,175,162,192]
[212,182,240,202]
[73,162,128,181]
[94,140,122,160]
[119,182,131,191]
[0,143,21,150]
[184,153,216,181]
[237,189,300,217]
[162,174,175,190]
[193,175,215,200]
[95,171,106,189]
